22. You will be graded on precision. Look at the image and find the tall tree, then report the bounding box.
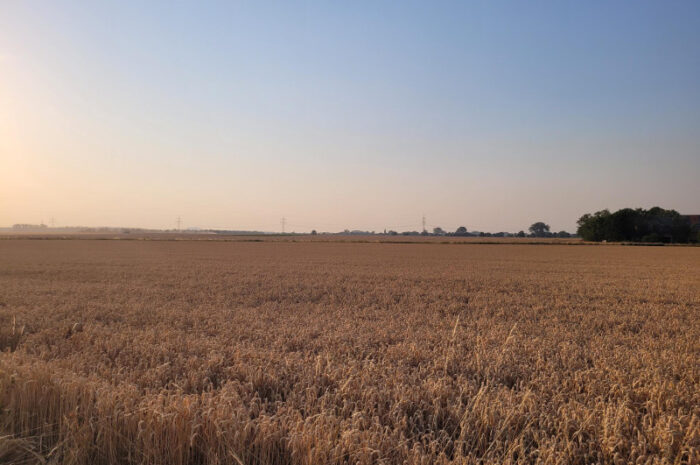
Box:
[529,222,550,237]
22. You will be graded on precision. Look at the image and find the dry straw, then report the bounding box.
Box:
[0,239,698,464]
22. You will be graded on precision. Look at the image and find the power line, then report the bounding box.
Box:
[281,217,286,234]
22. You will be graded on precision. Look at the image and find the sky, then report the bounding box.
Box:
[1,1,699,233]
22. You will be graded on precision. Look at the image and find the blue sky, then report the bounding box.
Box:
[2,1,699,232]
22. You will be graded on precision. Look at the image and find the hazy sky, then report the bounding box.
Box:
[2,1,699,233]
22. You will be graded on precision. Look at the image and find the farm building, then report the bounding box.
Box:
[682,214,700,230]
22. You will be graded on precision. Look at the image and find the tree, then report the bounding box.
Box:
[529,222,550,237]
[455,226,468,236]
[516,230,526,238]
[311,230,317,235]
[433,227,445,235]
[577,207,695,243]
[576,210,611,241]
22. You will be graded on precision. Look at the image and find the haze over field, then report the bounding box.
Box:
[1,1,699,232]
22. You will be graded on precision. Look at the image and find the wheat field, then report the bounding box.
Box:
[0,238,698,464]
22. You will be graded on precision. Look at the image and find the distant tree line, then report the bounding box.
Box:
[377,224,573,238]
[576,207,698,243]
[301,208,700,243]
[12,224,48,230]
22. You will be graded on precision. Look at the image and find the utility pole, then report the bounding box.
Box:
[50,217,55,228]
[281,217,286,234]
[176,216,181,231]
[422,214,426,233]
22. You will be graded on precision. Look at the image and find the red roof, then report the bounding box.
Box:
[682,215,700,226]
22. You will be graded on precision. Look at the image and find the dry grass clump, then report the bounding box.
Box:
[0,239,698,464]
[0,316,25,353]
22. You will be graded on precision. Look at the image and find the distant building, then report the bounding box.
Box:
[12,224,47,230]
[682,215,700,230]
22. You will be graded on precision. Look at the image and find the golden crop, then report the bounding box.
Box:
[0,238,698,464]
